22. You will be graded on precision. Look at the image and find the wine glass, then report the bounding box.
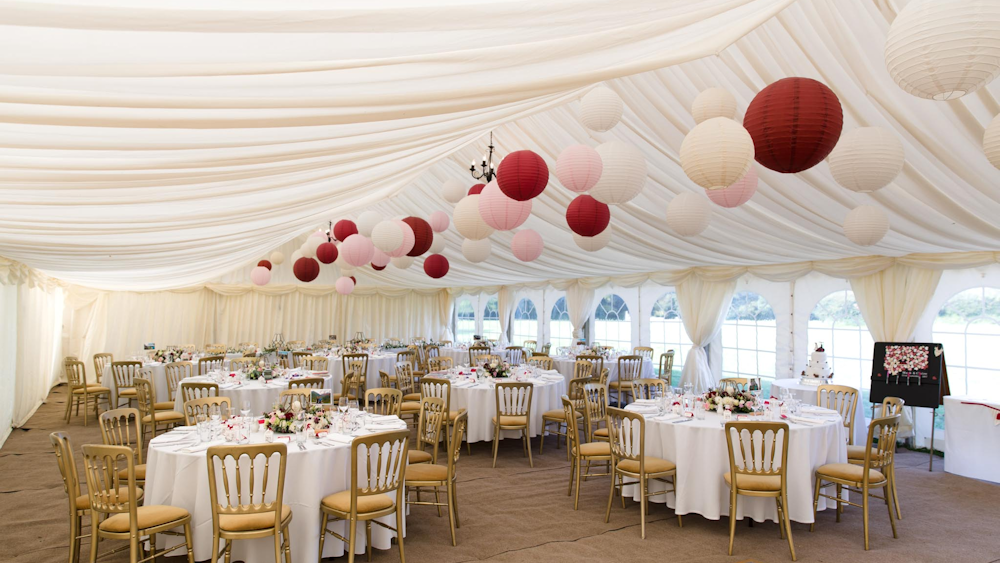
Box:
[683,382,693,397]
[338,397,349,415]
[240,400,251,419]
[348,399,359,413]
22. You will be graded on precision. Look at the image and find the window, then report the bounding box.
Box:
[482,297,500,341]
[932,287,1000,397]
[649,291,692,380]
[808,290,873,394]
[722,291,776,380]
[512,298,538,347]
[455,298,476,343]
[593,294,632,352]
[550,297,573,350]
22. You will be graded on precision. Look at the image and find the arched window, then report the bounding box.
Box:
[649,291,692,381]
[550,297,573,350]
[454,298,476,343]
[482,296,500,341]
[594,294,631,352]
[722,291,776,380]
[932,287,1000,396]
[512,298,538,347]
[808,290,873,393]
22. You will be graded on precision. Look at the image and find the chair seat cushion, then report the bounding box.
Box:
[607,381,628,389]
[142,411,184,424]
[99,505,189,533]
[400,401,421,413]
[75,487,142,510]
[593,427,609,438]
[218,504,292,532]
[492,415,528,427]
[321,491,394,514]
[74,386,111,395]
[724,472,781,492]
[846,445,881,460]
[448,409,465,420]
[118,388,137,397]
[405,463,448,482]
[403,392,421,402]
[154,401,175,411]
[542,409,583,421]
[617,457,676,475]
[574,442,612,457]
[117,464,146,481]
[408,450,432,464]
[816,463,885,484]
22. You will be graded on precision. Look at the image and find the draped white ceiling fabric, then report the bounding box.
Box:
[1,0,998,292]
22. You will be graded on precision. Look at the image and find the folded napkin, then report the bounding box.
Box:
[627,405,659,414]
[322,433,354,445]
[170,426,197,432]
[783,415,825,426]
[367,414,398,422]
[178,439,224,454]
[150,434,196,446]
[219,383,240,390]
[632,399,658,405]
[540,369,562,375]
[366,422,407,430]
[800,406,838,415]
[452,380,475,388]
[653,413,682,422]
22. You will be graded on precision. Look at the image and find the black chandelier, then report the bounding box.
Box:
[469,132,499,183]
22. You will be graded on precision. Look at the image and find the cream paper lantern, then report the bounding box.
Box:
[828,127,905,193]
[300,240,317,259]
[391,256,414,269]
[461,238,491,263]
[680,117,754,190]
[269,251,285,266]
[590,141,647,205]
[442,178,467,204]
[885,0,1000,101]
[356,211,382,237]
[453,195,495,240]
[692,88,737,124]
[573,229,611,252]
[666,192,712,236]
[371,220,404,253]
[843,205,890,246]
[290,249,303,263]
[579,86,624,132]
[984,113,1000,169]
[429,235,446,254]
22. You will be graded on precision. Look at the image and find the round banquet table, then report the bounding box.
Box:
[101,354,243,406]
[621,405,847,524]
[771,378,866,446]
[144,419,408,562]
[172,373,334,416]
[550,355,654,385]
[944,395,1000,484]
[438,346,471,366]
[324,353,399,393]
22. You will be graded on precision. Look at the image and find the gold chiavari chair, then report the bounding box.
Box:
[229,357,256,371]
[405,411,468,546]
[396,349,421,379]
[409,344,429,375]
[289,377,325,390]
[165,361,193,402]
[633,346,654,360]
[409,397,446,465]
[99,408,147,487]
[572,359,594,381]
[609,355,644,407]
[379,370,397,390]
[467,345,490,366]
[719,377,750,393]
[286,340,305,350]
[334,370,364,402]
[598,368,610,387]
[278,388,312,410]
[528,355,554,370]
[425,345,440,371]
[180,382,219,404]
[301,355,329,372]
[439,339,453,346]
[366,388,403,417]
[181,344,196,352]
[605,407,681,539]
[427,356,454,372]
[631,378,667,401]
[206,443,292,563]
[395,361,421,402]
[658,351,675,382]
[811,415,900,550]
[183,396,232,426]
[81,444,194,563]
[290,351,310,368]
[243,349,258,358]
[540,343,552,355]
[421,376,469,455]
[343,353,369,394]
[135,378,184,445]
[477,354,503,367]
[492,382,534,468]
[577,354,604,382]
[237,341,257,351]
[137,367,175,412]
[523,340,537,353]
[724,421,794,559]
[197,355,225,376]
[205,344,227,355]
[318,430,409,563]
[562,396,611,510]
[540,377,588,457]
[65,359,110,426]
[110,361,142,409]
[582,383,610,443]
[848,396,905,519]
[94,353,114,387]
[817,384,859,445]
[505,346,526,365]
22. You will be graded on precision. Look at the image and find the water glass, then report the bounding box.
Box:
[295,423,306,446]
[348,399,359,413]
[338,397,349,414]
[694,398,706,420]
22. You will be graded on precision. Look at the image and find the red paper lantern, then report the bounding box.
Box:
[566,194,610,237]
[468,183,485,195]
[743,77,843,173]
[332,220,358,242]
[423,254,450,279]
[497,150,549,201]
[315,242,338,264]
[350,276,357,285]
[293,257,320,282]
[402,217,433,257]
[257,260,272,270]
[372,263,386,271]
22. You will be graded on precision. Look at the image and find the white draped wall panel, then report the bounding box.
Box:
[677,277,737,393]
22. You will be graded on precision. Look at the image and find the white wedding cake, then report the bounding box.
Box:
[801,342,833,385]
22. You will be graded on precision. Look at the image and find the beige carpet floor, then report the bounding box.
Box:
[3,384,999,563]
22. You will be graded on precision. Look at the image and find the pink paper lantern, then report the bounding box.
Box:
[250,266,271,286]
[511,229,544,262]
[335,276,355,295]
[428,210,450,233]
[478,180,532,231]
[388,220,415,257]
[555,144,603,193]
[705,168,757,208]
[371,248,390,268]
[340,234,375,267]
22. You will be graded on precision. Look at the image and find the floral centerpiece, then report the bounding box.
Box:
[578,346,613,359]
[151,349,191,363]
[382,341,408,351]
[262,402,332,434]
[702,387,754,414]
[244,362,270,381]
[481,359,511,378]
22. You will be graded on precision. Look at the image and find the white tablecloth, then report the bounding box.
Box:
[101,354,242,405]
[944,395,1000,484]
[172,373,334,417]
[771,378,866,446]
[324,354,399,393]
[622,407,846,523]
[145,422,407,562]
[550,355,654,385]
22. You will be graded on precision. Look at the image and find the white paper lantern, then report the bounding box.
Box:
[511,229,544,262]
[843,205,890,246]
[579,86,623,132]
[335,276,355,295]
[309,229,326,239]
[680,117,754,190]
[429,235,446,254]
[453,195,495,240]
[462,238,491,263]
[356,211,382,237]
[590,141,647,205]
[442,178,467,204]
[885,0,1000,101]
[984,113,1000,169]
[388,220,415,258]
[692,88,737,124]
[573,229,611,252]
[391,256,414,269]
[666,192,712,236]
[269,251,285,266]
[371,220,404,253]
[300,241,317,259]
[828,127,905,193]
[290,249,303,263]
